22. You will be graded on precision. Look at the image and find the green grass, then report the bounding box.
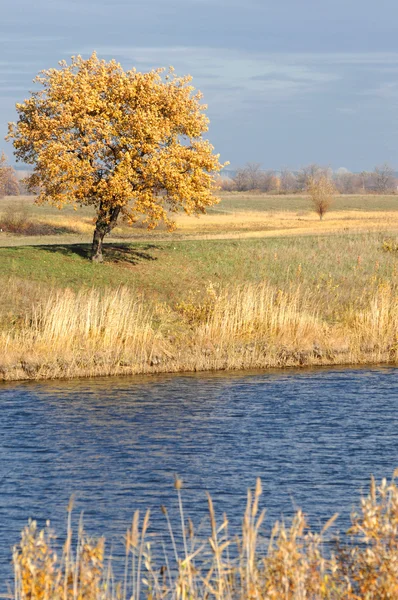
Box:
[210,193,398,213]
[3,232,398,380]
[1,191,398,322]
[1,232,398,317]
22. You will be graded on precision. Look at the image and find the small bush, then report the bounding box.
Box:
[307,175,336,220]
[0,201,31,233]
[0,202,72,235]
[0,152,19,197]
[175,282,220,325]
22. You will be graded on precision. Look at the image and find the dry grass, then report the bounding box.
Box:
[172,209,398,240]
[11,472,398,599]
[2,193,398,246]
[1,281,398,381]
[0,287,161,379]
[7,208,398,242]
[2,212,397,246]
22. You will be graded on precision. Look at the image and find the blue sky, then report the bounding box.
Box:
[1,0,398,170]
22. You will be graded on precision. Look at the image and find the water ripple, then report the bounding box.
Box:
[1,366,398,587]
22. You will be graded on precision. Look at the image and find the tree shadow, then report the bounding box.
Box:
[36,243,160,265]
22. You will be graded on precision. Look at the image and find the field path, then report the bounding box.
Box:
[1,219,398,247]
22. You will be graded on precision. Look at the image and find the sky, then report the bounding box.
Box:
[1,0,398,171]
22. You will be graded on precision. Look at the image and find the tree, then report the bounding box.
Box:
[280,168,298,193]
[8,53,225,261]
[232,163,278,192]
[372,163,396,193]
[233,162,262,191]
[257,170,278,192]
[360,171,369,193]
[0,152,19,197]
[333,169,362,194]
[296,164,329,191]
[307,175,335,220]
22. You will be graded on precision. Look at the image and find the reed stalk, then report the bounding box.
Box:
[11,473,398,599]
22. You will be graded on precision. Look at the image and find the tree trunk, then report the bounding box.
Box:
[91,204,121,262]
[92,226,106,262]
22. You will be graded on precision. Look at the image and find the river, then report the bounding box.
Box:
[1,366,398,588]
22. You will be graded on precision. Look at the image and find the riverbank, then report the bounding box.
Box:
[1,199,398,381]
[1,275,398,381]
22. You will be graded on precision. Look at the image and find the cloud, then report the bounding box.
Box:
[76,46,398,86]
[66,47,398,122]
[298,53,398,66]
[6,44,398,120]
[83,46,398,68]
[251,69,337,83]
[70,46,348,115]
[336,107,357,114]
[0,35,64,44]
[363,81,398,99]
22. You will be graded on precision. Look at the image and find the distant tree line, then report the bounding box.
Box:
[1,153,397,200]
[220,162,398,194]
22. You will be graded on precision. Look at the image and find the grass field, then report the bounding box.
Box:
[0,233,397,314]
[1,192,398,380]
[2,192,398,245]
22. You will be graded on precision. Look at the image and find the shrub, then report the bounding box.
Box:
[307,175,336,220]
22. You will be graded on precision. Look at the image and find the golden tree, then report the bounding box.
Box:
[307,175,335,220]
[8,53,225,261]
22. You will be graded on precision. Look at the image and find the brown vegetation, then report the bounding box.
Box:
[219,163,397,195]
[2,280,398,381]
[4,193,398,243]
[0,152,19,197]
[0,201,65,235]
[307,175,335,220]
[232,162,278,192]
[11,472,398,599]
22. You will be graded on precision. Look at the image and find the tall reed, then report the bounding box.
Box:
[11,472,398,599]
[349,282,398,360]
[197,283,325,349]
[0,287,159,379]
[2,281,398,380]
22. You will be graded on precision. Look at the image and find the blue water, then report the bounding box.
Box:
[1,366,398,587]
